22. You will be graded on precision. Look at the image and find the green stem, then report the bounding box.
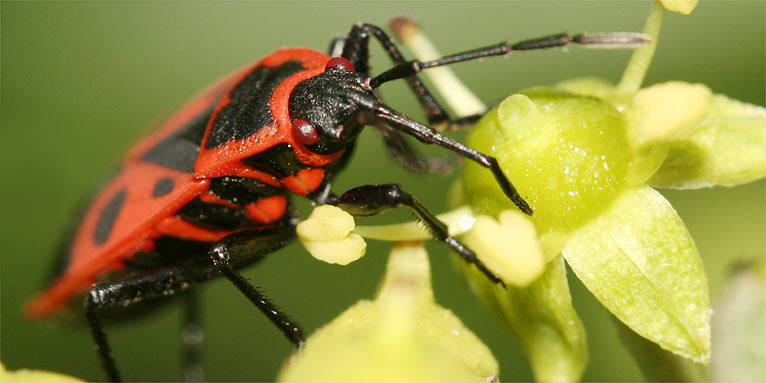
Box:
[617,0,665,93]
[353,206,475,240]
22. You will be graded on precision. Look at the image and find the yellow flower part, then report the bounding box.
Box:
[660,0,698,15]
[0,363,84,383]
[633,81,712,143]
[297,205,366,265]
[463,210,545,287]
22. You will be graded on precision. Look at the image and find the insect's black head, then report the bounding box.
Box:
[288,57,379,154]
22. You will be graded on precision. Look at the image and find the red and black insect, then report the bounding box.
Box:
[25,22,645,381]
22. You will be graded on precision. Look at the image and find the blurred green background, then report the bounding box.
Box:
[2,2,763,382]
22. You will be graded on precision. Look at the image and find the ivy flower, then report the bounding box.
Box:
[288,1,764,381]
[411,1,763,381]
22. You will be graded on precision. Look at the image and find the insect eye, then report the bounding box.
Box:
[292,119,319,145]
[325,57,355,72]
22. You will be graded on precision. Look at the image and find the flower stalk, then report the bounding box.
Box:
[617,0,664,94]
[279,242,499,383]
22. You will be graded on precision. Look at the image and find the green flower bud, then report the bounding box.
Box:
[463,88,631,233]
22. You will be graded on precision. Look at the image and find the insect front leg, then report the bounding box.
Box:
[341,23,466,131]
[339,23,487,174]
[334,183,502,285]
[208,226,304,347]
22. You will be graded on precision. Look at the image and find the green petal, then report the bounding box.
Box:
[649,94,766,188]
[562,186,710,363]
[459,256,588,382]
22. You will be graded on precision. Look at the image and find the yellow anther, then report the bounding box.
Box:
[297,205,366,265]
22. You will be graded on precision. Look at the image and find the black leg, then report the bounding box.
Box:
[334,184,503,285]
[376,126,456,174]
[341,23,451,129]
[371,104,533,215]
[181,292,204,382]
[444,114,484,132]
[84,224,298,381]
[340,23,521,181]
[339,24,491,175]
[85,298,120,382]
[356,21,646,131]
[209,227,304,347]
[85,261,219,382]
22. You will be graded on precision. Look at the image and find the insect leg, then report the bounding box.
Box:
[209,226,304,347]
[376,125,456,174]
[335,183,502,285]
[85,261,220,382]
[373,18,646,126]
[85,298,120,382]
[373,104,533,215]
[181,292,204,383]
[342,23,479,173]
[341,23,452,130]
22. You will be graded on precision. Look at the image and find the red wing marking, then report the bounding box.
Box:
[25,163,209,318]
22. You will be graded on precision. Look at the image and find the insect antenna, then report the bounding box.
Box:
[371,103,532,215]
[370,32,650,88]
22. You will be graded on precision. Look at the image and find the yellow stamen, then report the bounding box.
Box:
[297,205,366,265]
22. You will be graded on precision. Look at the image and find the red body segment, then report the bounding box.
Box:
[26,48,339,318]
[194,49,341,178]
